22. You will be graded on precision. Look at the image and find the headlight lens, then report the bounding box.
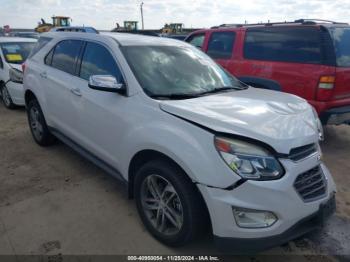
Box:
[9,68,23,84]
[215,137,284,180]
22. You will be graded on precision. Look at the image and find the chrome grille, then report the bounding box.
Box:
[289,143,318,161]
[294,166,327,202]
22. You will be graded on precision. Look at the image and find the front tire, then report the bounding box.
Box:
[1,85,16,109]
[27,99,56,146]
[134,159,208,247]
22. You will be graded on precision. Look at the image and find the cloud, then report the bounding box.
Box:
[0,0,349,30]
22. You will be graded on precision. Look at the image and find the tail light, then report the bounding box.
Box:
[316,75,335,101]
[21,63,26,73]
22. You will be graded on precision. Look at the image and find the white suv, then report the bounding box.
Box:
[0,37,37,109]
[23,32,336,252]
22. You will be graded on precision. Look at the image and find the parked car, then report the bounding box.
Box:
[23,32,336,252]
[50,26,99,34]
[0,37,37,109]
[10,31,40,39]
[185,19,350,125]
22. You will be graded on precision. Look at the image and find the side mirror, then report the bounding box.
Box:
[88,75,124,93]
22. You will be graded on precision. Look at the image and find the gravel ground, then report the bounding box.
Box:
[0,102,349,261]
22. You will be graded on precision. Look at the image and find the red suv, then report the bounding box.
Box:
[185,19,350,125]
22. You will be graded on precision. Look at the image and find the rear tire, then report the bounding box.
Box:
[134,159,209,247]
[1,85,16,109]
[27,98,56,146]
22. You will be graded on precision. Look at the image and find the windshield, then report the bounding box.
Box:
[330,27,350,67]
[1,42,36,64]
[121,45,243,97]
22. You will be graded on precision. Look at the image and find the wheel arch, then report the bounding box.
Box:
[128,149,212,233]
[24,90,37,106]
[128,149,189,199]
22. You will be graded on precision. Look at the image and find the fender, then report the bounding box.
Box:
[117,114,240,189]
[238,76,282,91]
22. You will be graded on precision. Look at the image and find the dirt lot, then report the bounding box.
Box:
[0,102,350,261]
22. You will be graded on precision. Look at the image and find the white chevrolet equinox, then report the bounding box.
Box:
[23,32,336,252]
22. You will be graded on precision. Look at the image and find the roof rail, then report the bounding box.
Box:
[294,19,348,25]
[211,19,348,29]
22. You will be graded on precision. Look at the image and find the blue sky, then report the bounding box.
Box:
[0,0,349,30]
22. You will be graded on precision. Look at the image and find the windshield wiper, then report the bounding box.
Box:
[149,86,246,100]
[197,86,243,96]
[149,93,200,100]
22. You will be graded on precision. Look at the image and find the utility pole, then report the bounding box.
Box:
[140,2,144,30]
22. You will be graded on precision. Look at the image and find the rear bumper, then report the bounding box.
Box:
[214,195,336,253]
[319,105,350,125]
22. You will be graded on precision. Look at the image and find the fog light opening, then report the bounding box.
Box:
[233,207,277,228]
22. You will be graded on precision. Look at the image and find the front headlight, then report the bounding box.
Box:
[214,137,284,180]
[9,68,23,84]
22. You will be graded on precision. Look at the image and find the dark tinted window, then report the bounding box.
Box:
[0,56,3,68]
[45,48,54,65]
[79,42,122,81]
[51,40,83,74]
[329,27,350,67]
[207,32,235,59]
[187,33,205,48]
[28,37,51,59]
[244,27,322,64]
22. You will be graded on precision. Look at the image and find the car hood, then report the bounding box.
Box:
[9,63,22,72]
[159,88,319,154]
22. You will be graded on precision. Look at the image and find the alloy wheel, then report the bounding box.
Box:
[141,175,184,236]
[2,87,11,107]
[29,106,44,141]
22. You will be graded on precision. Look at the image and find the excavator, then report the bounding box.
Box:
[35,16,71,33]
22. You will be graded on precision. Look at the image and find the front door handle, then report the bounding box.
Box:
[39,71,47,79]
[70,88,82,97]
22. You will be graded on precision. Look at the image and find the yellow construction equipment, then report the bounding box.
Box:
[162,23,183,34]
[35,16,71,33]
[112,21,138,32]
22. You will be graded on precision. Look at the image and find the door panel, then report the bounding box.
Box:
[72,41,126,169]
[43,39,83,139]
[45,67,82,141]
[71,79,129,169]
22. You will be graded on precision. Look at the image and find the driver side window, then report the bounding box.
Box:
[79,42,122,82]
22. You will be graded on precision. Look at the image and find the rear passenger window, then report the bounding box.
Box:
[51,40,83,75]
[79,42,122,81]
[244,27,322,64]
[44,48,54,66]
[187,34,205,48]
[207,32,235,59]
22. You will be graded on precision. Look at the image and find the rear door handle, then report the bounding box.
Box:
[70,88,82,97]
[39,71,47,79]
